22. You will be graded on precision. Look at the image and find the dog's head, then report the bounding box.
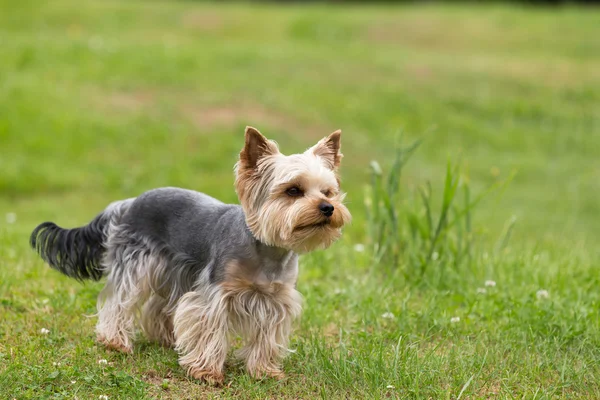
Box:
[235,126,351,253]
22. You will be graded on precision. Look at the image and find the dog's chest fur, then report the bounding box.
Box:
[222,256,302,341]
[223,249,298,292]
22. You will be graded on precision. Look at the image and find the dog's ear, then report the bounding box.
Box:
[308,129,343,170]
[240,126,279,169]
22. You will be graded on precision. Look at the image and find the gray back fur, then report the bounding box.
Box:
[105,187,298,312]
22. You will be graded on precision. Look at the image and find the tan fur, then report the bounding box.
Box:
[173,287,230,386]
[141,295,175,348]
[223,261,302,379]
[97,335,133,354]
[95,272,151,353]
[171,262,301,384]
[309,129,343,170]
[235,127,352,253]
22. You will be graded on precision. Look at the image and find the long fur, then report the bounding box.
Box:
[29,216,109,281]
[30,127,350,384]
[225,273,302,379]
[29,200,133,281]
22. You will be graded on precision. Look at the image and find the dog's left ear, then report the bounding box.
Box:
[308,130,343,170]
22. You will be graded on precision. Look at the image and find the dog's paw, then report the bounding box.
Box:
[265,370,286,380]
[249,368,286,381]
[97,335,133,354]
[188,367,224,386]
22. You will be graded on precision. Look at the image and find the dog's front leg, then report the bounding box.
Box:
[232,284,302,380]
[236,316,291,380]
[173,290,229,386]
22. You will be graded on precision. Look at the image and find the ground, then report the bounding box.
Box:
[0,0,599,399]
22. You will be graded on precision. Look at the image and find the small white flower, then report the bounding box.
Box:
[386,384,395,389]
[450,317,460,323]
[353,243,365,253]
[536,290,549,299]
[42,299,50,304]
[71,380,76,384]
[52,362,61,366]
[476,288,487,294]
[485,280,496,287]
[333,288,344,295]
[98,359,108,365]
[381,312,395,319]
[431,251,439,260]
[99,396,109,400]
[5,212,17,224]
[40,328,50,335]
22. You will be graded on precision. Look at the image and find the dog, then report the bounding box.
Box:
[30,126,351,384]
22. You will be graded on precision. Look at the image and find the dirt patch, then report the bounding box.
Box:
[141,369,172,385]
[92,88,338,144]
[181,10,225,32]
[144,369,223,399]
[405,64,434,81]
[323,322,339,338]
[475,380,502,398]
[96,90,156,113]
[182,105,239,129]
[366,17,482,50]
[181,102,332,140]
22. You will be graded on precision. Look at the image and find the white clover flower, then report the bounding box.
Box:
[485,280,496,287]
[450,317,460,323]
[386,384,395,389]
[40,328,50,335]
[381,312,395,319]
[98,359,108,365]
[333,288,345,295]
[99,396,109,400]
[52,362,61,366]
[71,380,76,384]
[5,212,17,224]
[353,243,365,253]
[536,290,549,300]
[476,288,487,294]
[431,251,439,260]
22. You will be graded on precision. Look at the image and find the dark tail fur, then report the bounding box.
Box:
[30,213,110,281]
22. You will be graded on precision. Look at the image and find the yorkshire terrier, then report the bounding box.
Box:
[30,127,351,385]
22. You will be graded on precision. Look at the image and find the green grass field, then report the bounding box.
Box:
[1,0,599,398]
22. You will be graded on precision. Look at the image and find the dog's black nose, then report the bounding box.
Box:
[319,202,334,217]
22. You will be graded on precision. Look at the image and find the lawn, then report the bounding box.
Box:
[1,0,599,398]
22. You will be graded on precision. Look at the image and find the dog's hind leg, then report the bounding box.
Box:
[173,288,229,386]
[96,238,151,353]
[141,294,174,348]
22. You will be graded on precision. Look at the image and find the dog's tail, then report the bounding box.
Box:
[29,199,134,281]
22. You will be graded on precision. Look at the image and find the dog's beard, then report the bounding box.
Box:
[249,198,351,253]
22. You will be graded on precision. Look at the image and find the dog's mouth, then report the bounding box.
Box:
[294,220,330,232]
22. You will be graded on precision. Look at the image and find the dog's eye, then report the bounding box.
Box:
[322,190,333,198]
[286,187,303,197]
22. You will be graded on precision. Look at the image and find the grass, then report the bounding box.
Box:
[1,0,599,398]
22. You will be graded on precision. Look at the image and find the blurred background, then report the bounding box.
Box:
[1,0,598,250]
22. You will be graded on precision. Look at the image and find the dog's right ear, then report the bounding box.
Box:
[239,126,279,169]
